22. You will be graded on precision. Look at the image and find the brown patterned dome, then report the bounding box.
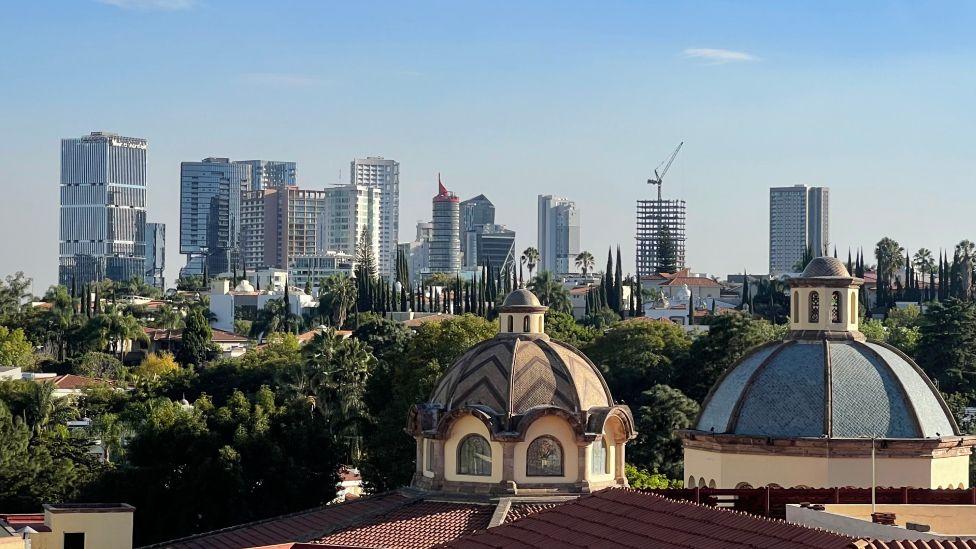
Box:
[430,335,614,417]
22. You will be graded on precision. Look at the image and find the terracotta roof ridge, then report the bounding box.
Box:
[138,491,415,548]
[634,488,856,540]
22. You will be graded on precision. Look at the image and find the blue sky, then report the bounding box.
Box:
[3,1,976,290]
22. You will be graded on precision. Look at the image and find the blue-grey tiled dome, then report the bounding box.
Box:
[696,340,957,439]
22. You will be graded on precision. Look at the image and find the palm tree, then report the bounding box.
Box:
[93,310,147,361]
[875,237,905,306]
[528,272,572,314]
[251,299,288,339]
[319,274,357,328]
[152,303,184,330]
[575,251,595,276]
[913,248,935,275]
[956,240,975,299]
[521,247,540,279]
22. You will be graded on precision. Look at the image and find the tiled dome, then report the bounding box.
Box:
[801,256,852,278]
[696,340,958,439]
[430,336,613,416]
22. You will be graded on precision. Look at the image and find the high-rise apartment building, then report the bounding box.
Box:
[401,220,433,284]
[317,184,382,265]
[769,185,830,274]
[463,224,516,271]
[636,199,686,276]
[430,179,461,273]
[240,186,328,270]
[179,158,251,277]
[145,222,166,289]
[236,160,297,191]
[537,195,580,274]
[351,157,399,277]
[59,132,147,286]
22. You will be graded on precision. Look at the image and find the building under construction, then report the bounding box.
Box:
[636,198,686,276]
[636,142,687,277]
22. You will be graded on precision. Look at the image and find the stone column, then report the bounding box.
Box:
[499,442,517,494]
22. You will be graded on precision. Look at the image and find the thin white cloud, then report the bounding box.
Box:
[96,0,196,10]
[683,48,759,64]
[240,73,326,88]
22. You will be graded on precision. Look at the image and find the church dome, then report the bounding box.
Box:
[800,256,852,278]
[502,288,543,308]
[430,336,614,417]
[696,339,958,439]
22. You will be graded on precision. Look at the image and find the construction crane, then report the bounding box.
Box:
[647,141,684,201]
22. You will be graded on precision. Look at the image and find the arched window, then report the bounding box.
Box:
[698,477,706,489]
[590,438,609,475]
[831,291,841,323]
[526,436,563,476]
[457,435,492,476]
[688,476,697,488]
[507,316,514,332]
[424,439,434,472]
[851,295,856,322]
[523,316,530,332]
[735,482,753,489]
[792,291,799,323]
[808,291,820,323]
[708,479,716,488]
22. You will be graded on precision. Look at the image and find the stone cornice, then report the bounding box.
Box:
[678,430,976,459]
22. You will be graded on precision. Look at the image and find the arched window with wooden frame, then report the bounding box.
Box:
[507,316,514,332]
[457,434,492,476]
[526,435,563,476]
[808,291,820,323]
[523,315,530,332]
[831,291,841,323]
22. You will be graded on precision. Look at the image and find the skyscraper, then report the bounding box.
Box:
[236,160,297,191]
[351,157,399,278]
[179,158,251,277]
[59,131,147,286]
[240,186,329,270]
[430,178,461,273]
[145,222,166,289]
[460,194,495,264]
[317,183,382,264]
[635,199,686,276]
[463,224,516,272]
[769,185,830,274]
[537,195,580,274]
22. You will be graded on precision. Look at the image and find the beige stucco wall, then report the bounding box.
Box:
[791,287,859,332]
[33,510,133,549]
[823,504,976,535]
[931,455,970,489]
[684,448,967,489]
[513,415,579,484]
[444,415,504,483]
[586,438,616,483]
[0,538,24,549]
[498,312,544,334]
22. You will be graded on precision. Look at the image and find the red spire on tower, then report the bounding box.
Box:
[438,172,448,196]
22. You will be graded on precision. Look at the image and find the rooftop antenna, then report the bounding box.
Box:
[648,142,684,201]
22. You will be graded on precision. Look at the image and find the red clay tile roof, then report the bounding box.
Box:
[211,329,248,343]
[50,374,105,390]
[147,492,416,549]
[0,513,51,532]
[312,500,494,549]
[853,542,976,549]
[663,276,720,287]
[503,504,558,523]
[441,488,853,549]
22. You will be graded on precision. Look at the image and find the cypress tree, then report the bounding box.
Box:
[604,248,614,311]
[636,277,644,316]
[847,249,853,274]
[688,288,694,326]
[614,246,624,315]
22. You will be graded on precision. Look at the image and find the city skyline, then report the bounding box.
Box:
[6,2,976,290]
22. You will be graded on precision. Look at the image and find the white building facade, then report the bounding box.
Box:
[319,184,382,266]
[537,195,580,274]
[351,157,399,278]
[769,185,830,275]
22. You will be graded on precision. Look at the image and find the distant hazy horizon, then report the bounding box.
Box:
[4,1,976,292]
